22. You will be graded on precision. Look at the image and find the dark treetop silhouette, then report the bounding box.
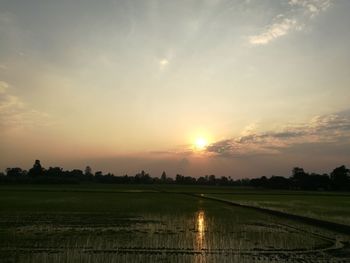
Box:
[1,160,349,191]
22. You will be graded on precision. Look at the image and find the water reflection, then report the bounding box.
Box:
[196,211,205,251]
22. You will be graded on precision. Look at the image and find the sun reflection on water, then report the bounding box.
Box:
[196,211,205,251]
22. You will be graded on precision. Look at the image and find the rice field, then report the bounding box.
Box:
[0,185,349,262]
[206,193,350,226]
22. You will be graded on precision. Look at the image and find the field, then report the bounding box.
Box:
[206,192,350,226]
[0,185,350,262]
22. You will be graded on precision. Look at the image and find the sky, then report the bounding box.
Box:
[0,0,350,178]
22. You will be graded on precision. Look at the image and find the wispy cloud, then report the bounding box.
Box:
[249,0,333,45]
[250,17,298,45]
[0,81,51,132]
[289,0,332,16]
[206,110,350,157]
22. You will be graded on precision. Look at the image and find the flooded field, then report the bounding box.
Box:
[0,186,349,262]
[206,193,350,226]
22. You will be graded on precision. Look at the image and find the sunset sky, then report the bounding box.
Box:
[1,0,349,178]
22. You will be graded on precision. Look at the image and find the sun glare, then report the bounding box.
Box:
[194,137,208,150]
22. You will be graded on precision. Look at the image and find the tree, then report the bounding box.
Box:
[331,165,350,190]
[46,167,63,177]
[95,171,103,177]
[70,169,84,178]
[85,166,93,177]
[6,168,26,177]
[161,171,167,181]
[176,174,184,183]
[197,176,207,185]
[292,167,306,179]
[28,160,44,177]
[291,167,307,189]
[219,176,229,185]
[268,176,290,189]
[250,176,268,188]
[208,174,216,185]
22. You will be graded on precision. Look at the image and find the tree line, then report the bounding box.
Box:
[1,160,349,191]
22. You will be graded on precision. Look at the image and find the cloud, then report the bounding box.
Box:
[0,81,51,132]
[289,0,332,16]
[249,0,333,45]
[206,110,350,157]
[249,18,297,45]
[148,148,194,158]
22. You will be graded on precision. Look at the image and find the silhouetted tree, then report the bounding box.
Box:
[208,175,216,185]
[197,176,207,185]
[219,176,229,185]
[95,171,103,177]
[268,176,290,189]
[85,166,92,177]
[46,167,63,177]
[175,174,184,183]
[161,171,167,182]
[331,165,350,190]
[1,161,350,190]
[70,169,84,178]
[291,167,307,189]
[250,176,268,188]
[28,160,44,177]
[6,168,26,177]
[307,173,331,190]
[133,170,152,184]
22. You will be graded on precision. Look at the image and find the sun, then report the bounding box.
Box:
[194,137,208,150]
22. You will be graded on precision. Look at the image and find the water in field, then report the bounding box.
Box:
[0,191,349,262]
